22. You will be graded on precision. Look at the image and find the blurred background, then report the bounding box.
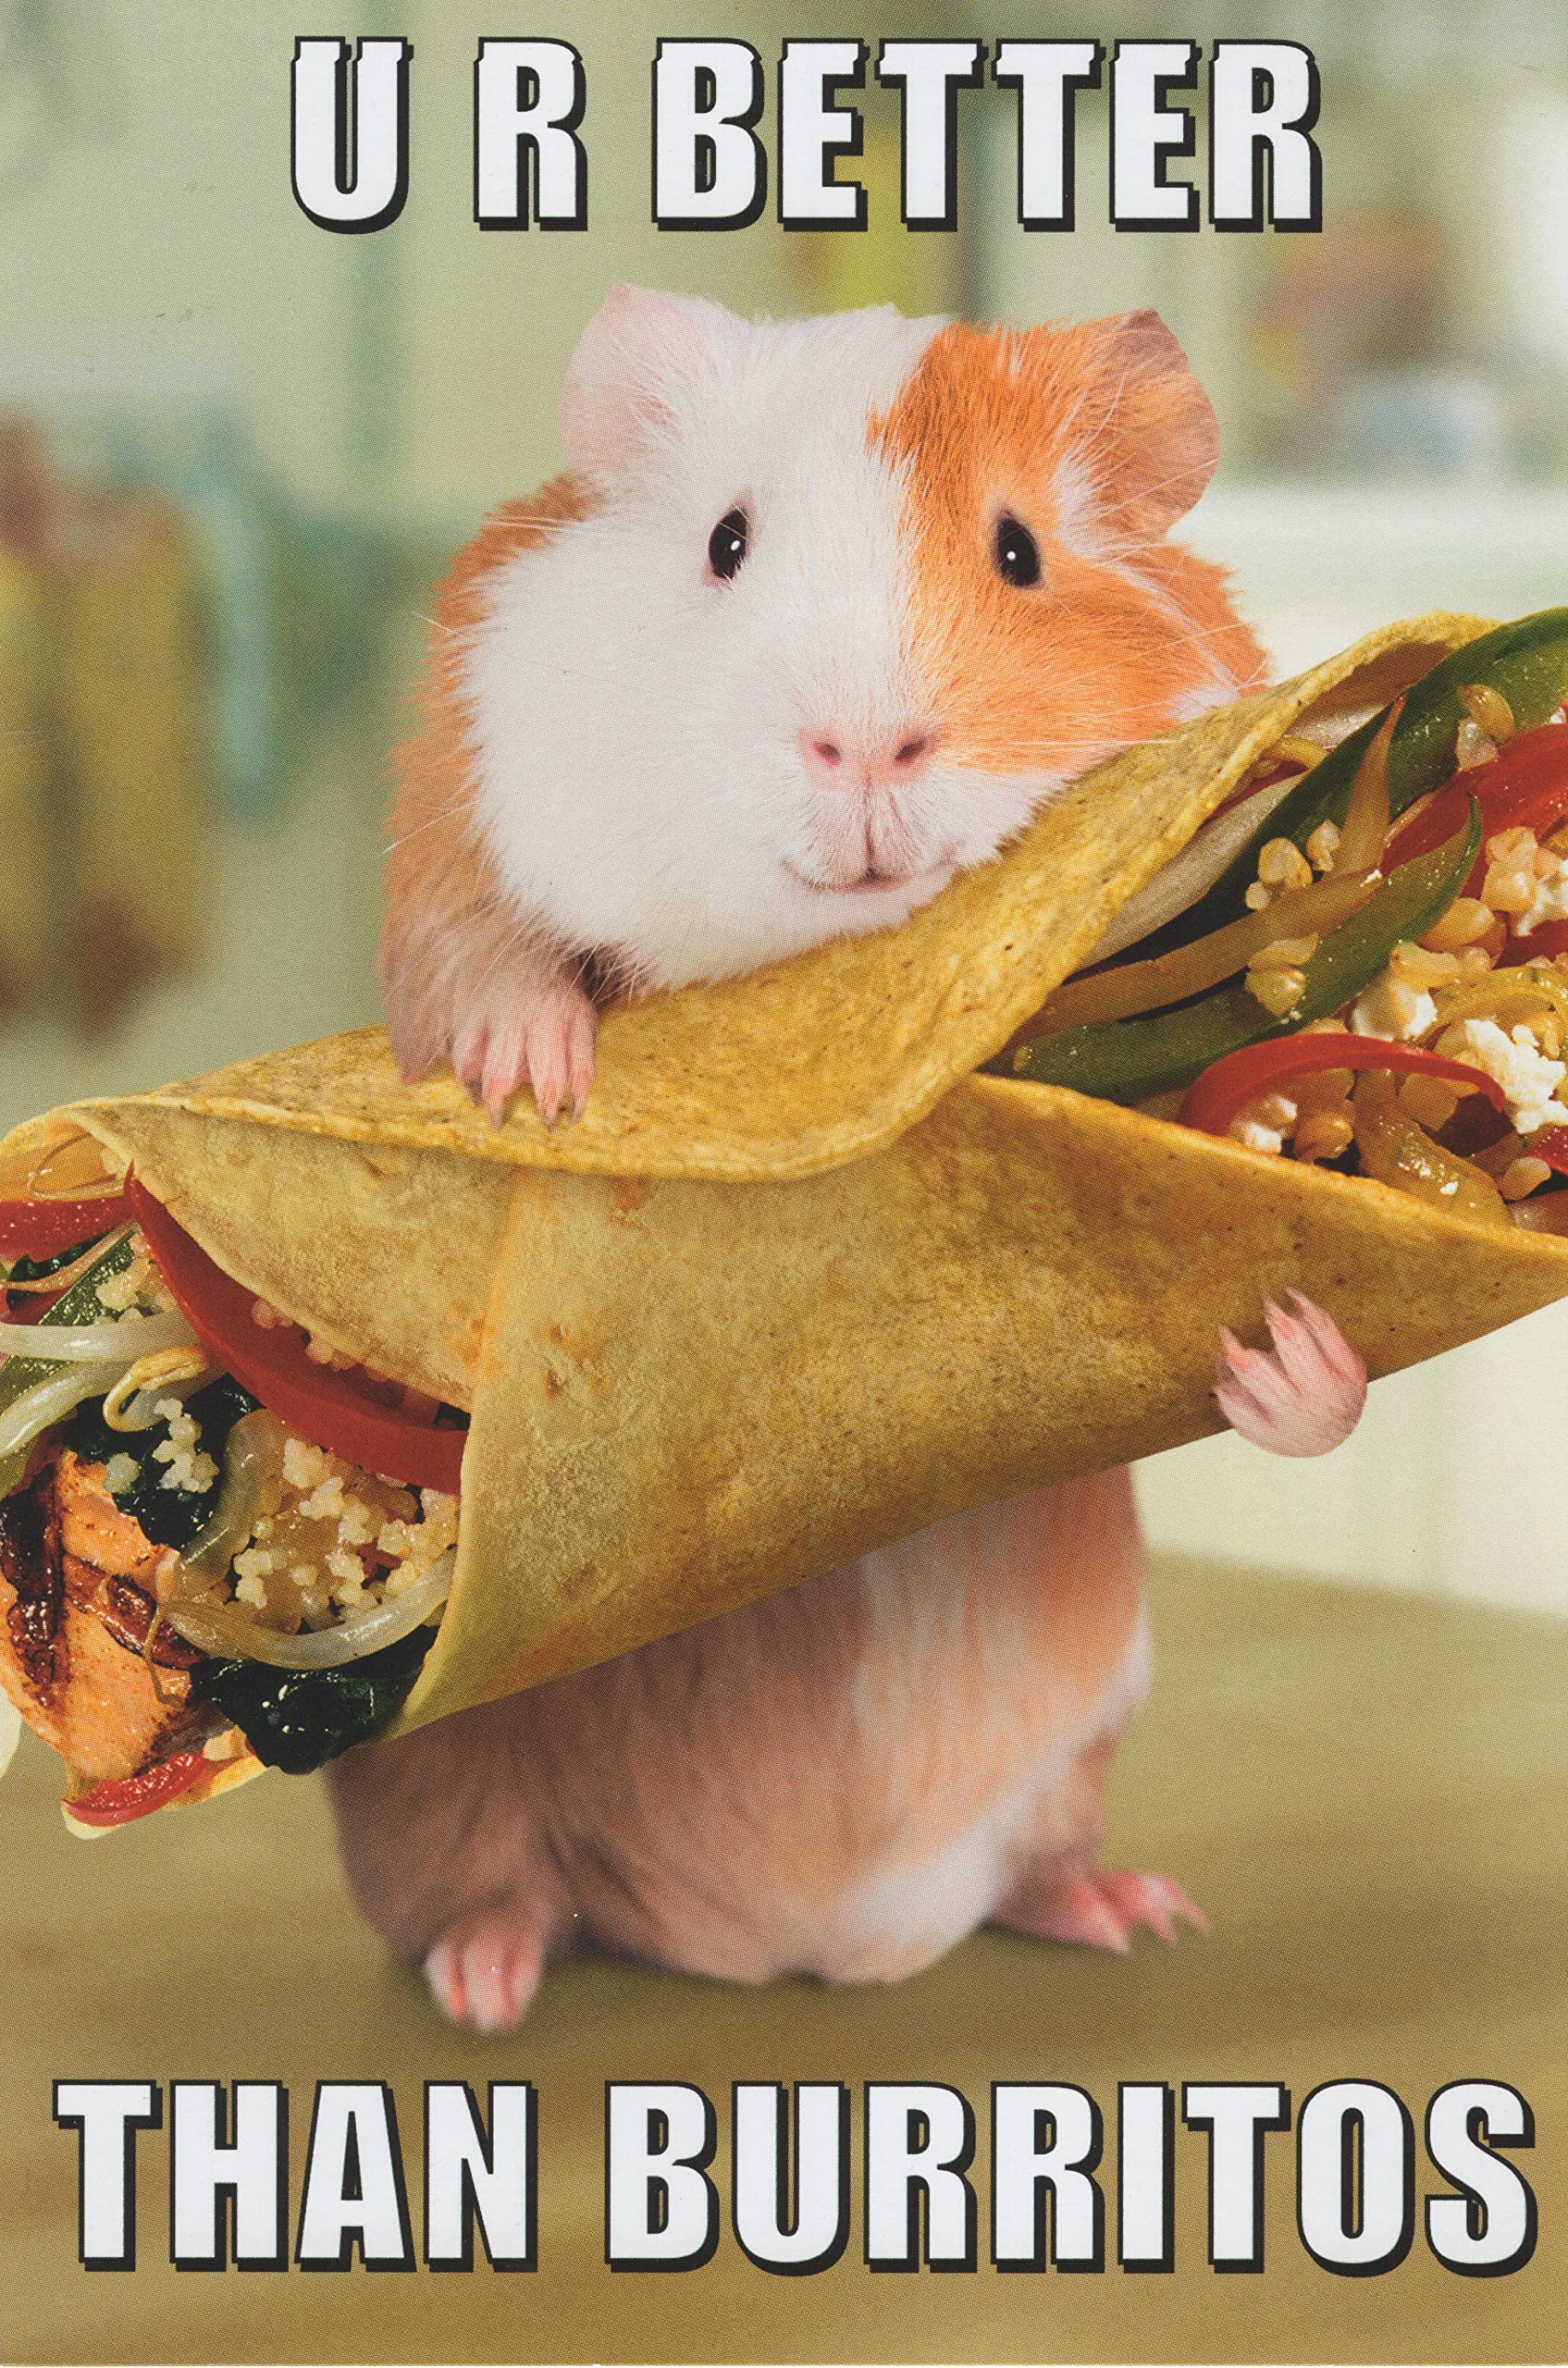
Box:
[3,0,1568,1608]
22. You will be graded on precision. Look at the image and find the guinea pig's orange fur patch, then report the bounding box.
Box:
[874,319,1266,775]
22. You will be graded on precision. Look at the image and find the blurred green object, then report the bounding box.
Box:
[104,409,437,823]
[265,500,400,788]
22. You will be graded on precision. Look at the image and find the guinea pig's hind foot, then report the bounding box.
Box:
[994,1865,1205,1955]
[1214,1290,1366,1458]
[425,1903,551,2034]
[451,971,598,1128]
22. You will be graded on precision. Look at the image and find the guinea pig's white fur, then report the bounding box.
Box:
[464,300,968,985]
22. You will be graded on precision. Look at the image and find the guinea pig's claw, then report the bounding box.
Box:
[519,988,598,1128]
[425,1912,548,2035]
[448,974,598,1128]
[1214,1290,1367,1457]
[996,1865,1205,1954]
[488,1072,526,1128]
[452,1018,492,1106]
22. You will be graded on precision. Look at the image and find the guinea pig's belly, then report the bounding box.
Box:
[527,1475,1148,1986]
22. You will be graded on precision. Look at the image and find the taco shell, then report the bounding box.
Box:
[6,610,1568,1749]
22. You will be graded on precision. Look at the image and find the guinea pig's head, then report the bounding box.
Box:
[462,282,1260,990]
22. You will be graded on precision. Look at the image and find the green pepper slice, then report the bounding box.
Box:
[1009,802,1483,1109]
[0,1230,136,1501]
[1174,608,1568,947]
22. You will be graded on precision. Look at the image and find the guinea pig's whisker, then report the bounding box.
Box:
[384,794,485,853]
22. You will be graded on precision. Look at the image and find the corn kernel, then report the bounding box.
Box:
[1243,881,1272,911]
[1246,965,1307,1018]
[1250,932,1321,969]
[1500,1155,1552,1201]
[1294,1111,1354,1163]
[1421,897,1496,952]
[1388,939,1461,988]
[1305,820,1341,871]
[1459,681,1515,743]
[1257,837,1313,892]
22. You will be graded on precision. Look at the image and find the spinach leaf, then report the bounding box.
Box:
[191,1625,435,1774]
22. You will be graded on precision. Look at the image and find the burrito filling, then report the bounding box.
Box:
[1003,609,1568,1236]
[0,1168,467,1821]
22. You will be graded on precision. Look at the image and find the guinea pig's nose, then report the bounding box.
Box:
[800,727,933,790]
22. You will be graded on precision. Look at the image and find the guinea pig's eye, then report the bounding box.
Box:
[708,508,748,582]
[994,512,1041,589]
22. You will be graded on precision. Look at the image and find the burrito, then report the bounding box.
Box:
[5,610,1568,1825]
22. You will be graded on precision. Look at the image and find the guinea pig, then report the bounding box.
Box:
[334,289,1369,2033]
[381,281,1267,1123]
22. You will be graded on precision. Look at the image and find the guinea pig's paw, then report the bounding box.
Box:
[425,1906,549,2034]
[451,974,598,1128]
[1092,1869,1207,1947]
[1214,1290,1367,1458]
[996,1866,1205,1955]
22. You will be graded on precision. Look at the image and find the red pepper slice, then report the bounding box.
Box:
[0,1191,130,1260]
[1178,1035,1509,1139]
[124,1176,467,1495]
[1526,1124,1568,1177]
[1385,722,1568,892]
[66,1748,211,1828]
[1499,920,1568,968]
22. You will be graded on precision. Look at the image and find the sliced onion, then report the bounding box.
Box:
[0,1362,130,1463]
[108,1363,221,1434]
[1084,777,1300,966]
[19,1131,123,1201]
[0,1690,21,1779]
[164,1551,453,1669]
[167,1412,286,1597]
[0,1309,195,1366]
[1331,698,1398,878]
[3,1225,134,1295]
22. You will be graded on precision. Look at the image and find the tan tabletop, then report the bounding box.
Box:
[2,1559,1564,2366]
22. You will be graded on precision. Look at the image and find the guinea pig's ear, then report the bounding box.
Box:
[1062,310,1219,542]
[560,283,729,487]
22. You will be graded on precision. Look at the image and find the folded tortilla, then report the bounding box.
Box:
[9,610,1568,1748]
